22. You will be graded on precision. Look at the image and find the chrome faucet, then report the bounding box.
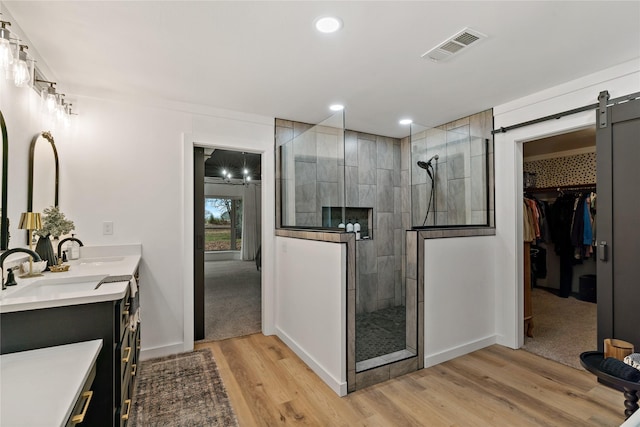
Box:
[57,237,84,259]
[0,248,42,290]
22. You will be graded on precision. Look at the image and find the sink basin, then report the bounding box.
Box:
[7,275,108,299]
[78,256,125,266]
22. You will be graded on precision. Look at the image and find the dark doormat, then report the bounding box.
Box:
[130,348,238,426]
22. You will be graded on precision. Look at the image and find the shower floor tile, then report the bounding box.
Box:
[356,305,406,363]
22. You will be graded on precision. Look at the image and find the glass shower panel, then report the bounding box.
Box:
[279,111,345,227]
[411,123,489,227]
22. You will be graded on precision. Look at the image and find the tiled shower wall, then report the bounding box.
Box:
[411,109,494,227]
[275,119,408,314]
[344,130,408,314]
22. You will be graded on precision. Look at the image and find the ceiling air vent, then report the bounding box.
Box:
[422,27,487,62]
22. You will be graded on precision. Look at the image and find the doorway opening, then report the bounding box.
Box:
[195,147,262,342]
[521,126,597,369]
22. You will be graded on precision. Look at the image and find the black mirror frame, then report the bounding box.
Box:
[27,131,59,244]
[1,110,8,250]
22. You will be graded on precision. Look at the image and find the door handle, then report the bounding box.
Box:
[599,241,608,261]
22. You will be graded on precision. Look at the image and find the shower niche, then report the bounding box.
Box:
[322,207,372,239]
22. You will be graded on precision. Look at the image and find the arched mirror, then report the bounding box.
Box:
[28,131,59,235]
[1,110,8,250]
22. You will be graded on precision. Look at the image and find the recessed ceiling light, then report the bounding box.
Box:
[329,104,344,111]
[399,119,413,125]
[315,16,342,33]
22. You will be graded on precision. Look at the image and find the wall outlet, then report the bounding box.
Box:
[103,221,114,235]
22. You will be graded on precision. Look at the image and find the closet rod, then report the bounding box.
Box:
[492,90,640,135]
[525,183,596,194]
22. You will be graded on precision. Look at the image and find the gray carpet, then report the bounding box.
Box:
[356,305,406,362]
[130,349,238,426]
[203,260,261,341]
[523,287,597,369]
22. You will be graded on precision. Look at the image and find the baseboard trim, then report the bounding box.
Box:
[424,335,497,368]
[276,327,347,397]
[140,342,186,361]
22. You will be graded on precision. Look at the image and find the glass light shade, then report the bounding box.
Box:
[12,57,30,87]
[18,212,42,230]
[42,87,57,114]
[0,38,12,74]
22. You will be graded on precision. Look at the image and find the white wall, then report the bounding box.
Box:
[493,59,640,349]
[424,236,496,366]
[1,79,276,358]
[275,236,347,396]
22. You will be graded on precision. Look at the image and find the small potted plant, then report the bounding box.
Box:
[34,206,75,270]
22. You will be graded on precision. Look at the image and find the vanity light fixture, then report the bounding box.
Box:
[0,21,13,75]
[12,44,31,87]
[315,16,342,33]
[36,80,58,114]
[399,119,413,125]
[329,104,344,111]
[18,212,43,278]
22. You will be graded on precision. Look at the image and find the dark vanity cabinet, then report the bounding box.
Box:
[0,280,140,426]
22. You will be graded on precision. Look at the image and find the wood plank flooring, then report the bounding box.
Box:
[196,334,625,426]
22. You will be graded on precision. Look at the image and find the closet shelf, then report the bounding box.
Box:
[525,183,596,194]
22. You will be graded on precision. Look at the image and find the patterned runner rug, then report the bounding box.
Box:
[130,348,238,426]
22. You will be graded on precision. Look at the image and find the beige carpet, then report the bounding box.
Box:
[523,288,597,369]
[130,349,238,426]
[203,260,261,341]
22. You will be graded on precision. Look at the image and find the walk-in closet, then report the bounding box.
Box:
[521,127,597,369]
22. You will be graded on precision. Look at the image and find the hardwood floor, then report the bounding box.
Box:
[196,334,624,426]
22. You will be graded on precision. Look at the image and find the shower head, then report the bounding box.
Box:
[417,154,439,169]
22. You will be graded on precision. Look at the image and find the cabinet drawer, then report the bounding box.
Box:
[117,287,132,343]
[119,330,132,387]
[66,363,97,426]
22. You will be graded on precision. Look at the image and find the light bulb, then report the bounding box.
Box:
[243,168,248,175]
[12,47,30,87]
[246,176,251,182]
[0,22,13,74]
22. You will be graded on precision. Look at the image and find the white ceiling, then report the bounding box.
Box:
[4,1,640,138]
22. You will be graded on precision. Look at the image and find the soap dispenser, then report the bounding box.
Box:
[354,220,361,240]
[346,220,354,233]
[70,234,80,260]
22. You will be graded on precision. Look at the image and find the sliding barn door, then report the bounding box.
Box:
[596,95,640,351]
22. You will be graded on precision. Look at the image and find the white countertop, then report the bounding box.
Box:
[1,245,141,313]
[1,339,103,427]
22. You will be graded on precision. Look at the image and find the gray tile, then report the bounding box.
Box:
[434,164,448,218]
[295,212,317,226]
[357,240,377,274]
[401,137,411,171]
[358,184,376,208]
[317,182,339,214]
[394,270,402,306]
[345,166,358,206]
[293,121,313,137]
[471,154,487,211]
[376,213,394,256]
[358,138,376,185]
[377,136,394,170]
[376,298,394,310]
[405,232,417,280]
[295,161,317,185]
[317,150,339,183]
[276,125,294,146]
[394,229,403,270]
[355,365,389,387]
[447,151,466,180]
[295,182,316,213]
[472,210,487,224]
[393,141,402,186]
[345,131,358,167]
[389,357,418,378]
[357,272,378,313]
[376,169,394,213]
[293,127,317,162]
[406,278,417,349]
[447,178,467,225]
[377,256,395,301]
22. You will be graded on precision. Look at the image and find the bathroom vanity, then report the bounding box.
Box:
[0,245,141,426]
[1,339,102,426]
